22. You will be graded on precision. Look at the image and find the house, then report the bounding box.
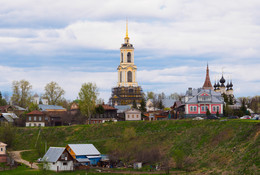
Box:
[183,88,224,118]
[0,105,25,117]
[90,104,118,124]
[171,101,185,119]
[125,108,142,121]
[42,147,74,172]
[0,142,7,163]
[115,105,131,121]
[143,110,169,121]
[66,144,101,166]
[26,110,49,127]
[0,113,18,123]
[146,99,176,112]
[39,105,67,126]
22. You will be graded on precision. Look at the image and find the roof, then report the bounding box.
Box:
[39,104,65,111]
[27,110,44,115]
[42,147,65,163]
[33,93,39,97]
[125,108,141,114]
[115,105,131,113]
[0,142,7,146]
[68,144,100,156]
[202,64,213,90]
[101,105,117,110]
[76,158,90,162]
[1,113,18,122]
[162,99,176,108]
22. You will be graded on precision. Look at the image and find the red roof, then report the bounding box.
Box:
[27,110,44,115]
[101,105,117,110]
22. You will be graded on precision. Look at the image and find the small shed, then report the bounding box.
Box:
[0,142,7,163]
[66,144,101,165]
[42,147,74,172]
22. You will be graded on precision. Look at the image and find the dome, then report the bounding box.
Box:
[220,75,225,84]
[229,81,233,88]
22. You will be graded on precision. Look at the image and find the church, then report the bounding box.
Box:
[110,21,143,106]
[183,64,228,118]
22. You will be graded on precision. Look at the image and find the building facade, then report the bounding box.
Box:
[110,21,143,106]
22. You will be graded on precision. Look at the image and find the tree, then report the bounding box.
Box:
[158,99,164,110]
[139,98,147,113]
[43,81,65,105]
[11,80,32,108]
[147,91,155,100]
[28,103,39,112]
[0,92,7,106]
[95,105,105,114]
[132,100,137,109]
[206,108,211,116]
[78,83,98,123]
[0,122,16,148]
[216,109,220,117]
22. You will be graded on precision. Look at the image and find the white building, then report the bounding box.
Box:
[125,108,141,121]
[42,147,74,172]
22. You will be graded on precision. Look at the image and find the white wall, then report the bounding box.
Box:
[26,122,45,127]
[45,161,73,172]
[125,113,141,121]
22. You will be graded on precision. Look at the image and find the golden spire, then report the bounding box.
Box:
[125,18,129,39]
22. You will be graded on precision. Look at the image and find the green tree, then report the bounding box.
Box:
[132,100,137,109]
[158,99,164,110]
[28,103,39,112]
[0,122,16,148]
[11,80,32,108]
[216,109,220,117]
[147,91,155,100]
[139,98,147,113]
[95,105,105,114]
[43,81,65,105]
[206,108,211,116]
[78,83,98,122]
[0,92,7,106]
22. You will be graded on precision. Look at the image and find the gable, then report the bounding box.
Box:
[199,93,210,96]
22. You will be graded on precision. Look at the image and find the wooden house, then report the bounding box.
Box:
[26,110,49,127]
[66,144,101,166]
[42,147,74,171]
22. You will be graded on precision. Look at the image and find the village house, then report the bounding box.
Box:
[90,104,118,124]
[66,144,101,166]
[42,147,74,172]
[125,108,142,121]
[26,110,49,127]
[39,104,67,126]
[0,142,7,163]
[115,105,131,121]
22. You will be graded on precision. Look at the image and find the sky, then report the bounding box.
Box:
[0,0,260,102]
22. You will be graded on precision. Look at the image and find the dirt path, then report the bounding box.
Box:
[10,150,39,169]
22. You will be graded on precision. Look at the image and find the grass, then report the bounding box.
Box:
[4,119,260,174]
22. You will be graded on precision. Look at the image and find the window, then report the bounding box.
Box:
[1,148,3,152]
[201,106,205,112]
[45,117,48,121]
[34,123,36,126]
[39,116,42,121]
[217,106,219,112]
[29,116,31,121]
[121,53,123,62]
[63,162,67,166]
[190,106,193,112]
[132,114,134,118]
[127,71,132,82]
[34,116,37,121]
[194,106,197,112]
[213,106,216,112]
[120,71,122,82]
[127,52,131,62]
[29,123,31,127]
[39,124,41,127]
[128,115,130,118]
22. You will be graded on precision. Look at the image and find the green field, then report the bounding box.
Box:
[5,119,260,174]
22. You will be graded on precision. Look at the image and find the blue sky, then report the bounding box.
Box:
[0,0,260,102]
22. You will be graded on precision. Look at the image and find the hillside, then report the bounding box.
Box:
[10,120,260,174]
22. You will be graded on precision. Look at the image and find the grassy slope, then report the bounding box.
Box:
[14,120,260,174]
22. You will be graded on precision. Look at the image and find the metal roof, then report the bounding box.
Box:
[76,158,90,162]
[39,104,65,111]
[42,147,65,163]
[115,105,131,113]
[68,144,100,156]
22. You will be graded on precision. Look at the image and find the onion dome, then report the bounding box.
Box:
[214,82,217,89]
[226,81,230,90]
[220,75,225,84]
[229,80,233,90]
[216,82,220,90]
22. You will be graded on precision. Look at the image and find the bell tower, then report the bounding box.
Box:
[110,20,143,106]
[117,20,138,87]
